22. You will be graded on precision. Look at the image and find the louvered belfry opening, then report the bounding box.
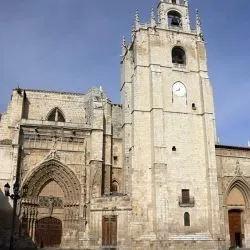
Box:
[168,10,182,27]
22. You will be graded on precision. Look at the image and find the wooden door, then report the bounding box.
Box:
[35,217,62,248]
[229,210,242,248]
[182,189,190,203]
[102,216,117,249]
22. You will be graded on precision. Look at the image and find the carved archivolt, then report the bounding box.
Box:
[19,159,82,240]
[224,176,250,208]
[22,159,81,204]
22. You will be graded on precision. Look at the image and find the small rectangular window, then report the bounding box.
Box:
[182,189,190,204]
[113,156,118,165]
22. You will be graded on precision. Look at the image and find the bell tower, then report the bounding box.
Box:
[121,0,221,249]
[158,0,191,32]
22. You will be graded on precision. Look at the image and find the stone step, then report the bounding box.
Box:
[169,233,212,241]
[42,248,80,250]
[42,249,80,250]
[230,249,250,250]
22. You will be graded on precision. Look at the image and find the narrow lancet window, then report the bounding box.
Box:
[111,181,119,193]
[184,212,190,226]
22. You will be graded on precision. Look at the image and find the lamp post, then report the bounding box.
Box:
[4,181,21,250]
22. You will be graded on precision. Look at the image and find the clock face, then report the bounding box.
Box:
[172,82,186,97]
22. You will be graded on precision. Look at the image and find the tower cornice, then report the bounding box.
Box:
[157,0,188,9]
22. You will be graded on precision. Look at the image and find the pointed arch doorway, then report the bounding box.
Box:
[21,159,81,248]
[35,180,64,247]
[227,186,246,248]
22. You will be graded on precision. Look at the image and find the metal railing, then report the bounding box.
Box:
[178,196,195,207]
[102,246,117,250]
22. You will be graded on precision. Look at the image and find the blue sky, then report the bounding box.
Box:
[0,0,250,146]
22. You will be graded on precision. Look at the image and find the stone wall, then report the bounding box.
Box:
[216,145,250,249]
[120,0,220,247]
[1,1,249,249]
[22,90,87,124]
[0,87,125,249]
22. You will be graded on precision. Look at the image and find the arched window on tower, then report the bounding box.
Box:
[168,11,182,28]
[172,47,186,65]
[47,108,65,122]
[111,181,119,193]
[184,212,190,226]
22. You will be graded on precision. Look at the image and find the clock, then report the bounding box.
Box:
[172,81,186,97]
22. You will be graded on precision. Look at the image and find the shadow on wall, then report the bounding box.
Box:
[0,189,37,250]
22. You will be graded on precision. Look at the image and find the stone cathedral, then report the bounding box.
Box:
[1,1,250,249]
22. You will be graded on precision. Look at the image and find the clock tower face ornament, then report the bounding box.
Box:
[172,81,186,97]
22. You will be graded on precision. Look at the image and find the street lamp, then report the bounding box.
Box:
[4,181,21,250]
[4,182,10,196]
[4,182,20,200]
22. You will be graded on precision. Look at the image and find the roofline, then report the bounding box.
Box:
[112,103,122,107]
[14,88,86,96]
[215,144,250,151]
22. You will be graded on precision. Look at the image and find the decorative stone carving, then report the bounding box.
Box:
[23,159,81,202]
[38,196,64,209]
[45,150,60,161]
[43,136,61,161]
[84,105,91,125]
[235,160,243,176]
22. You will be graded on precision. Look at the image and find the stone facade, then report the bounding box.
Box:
[216,145,250,249]
[0,0,250,249]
